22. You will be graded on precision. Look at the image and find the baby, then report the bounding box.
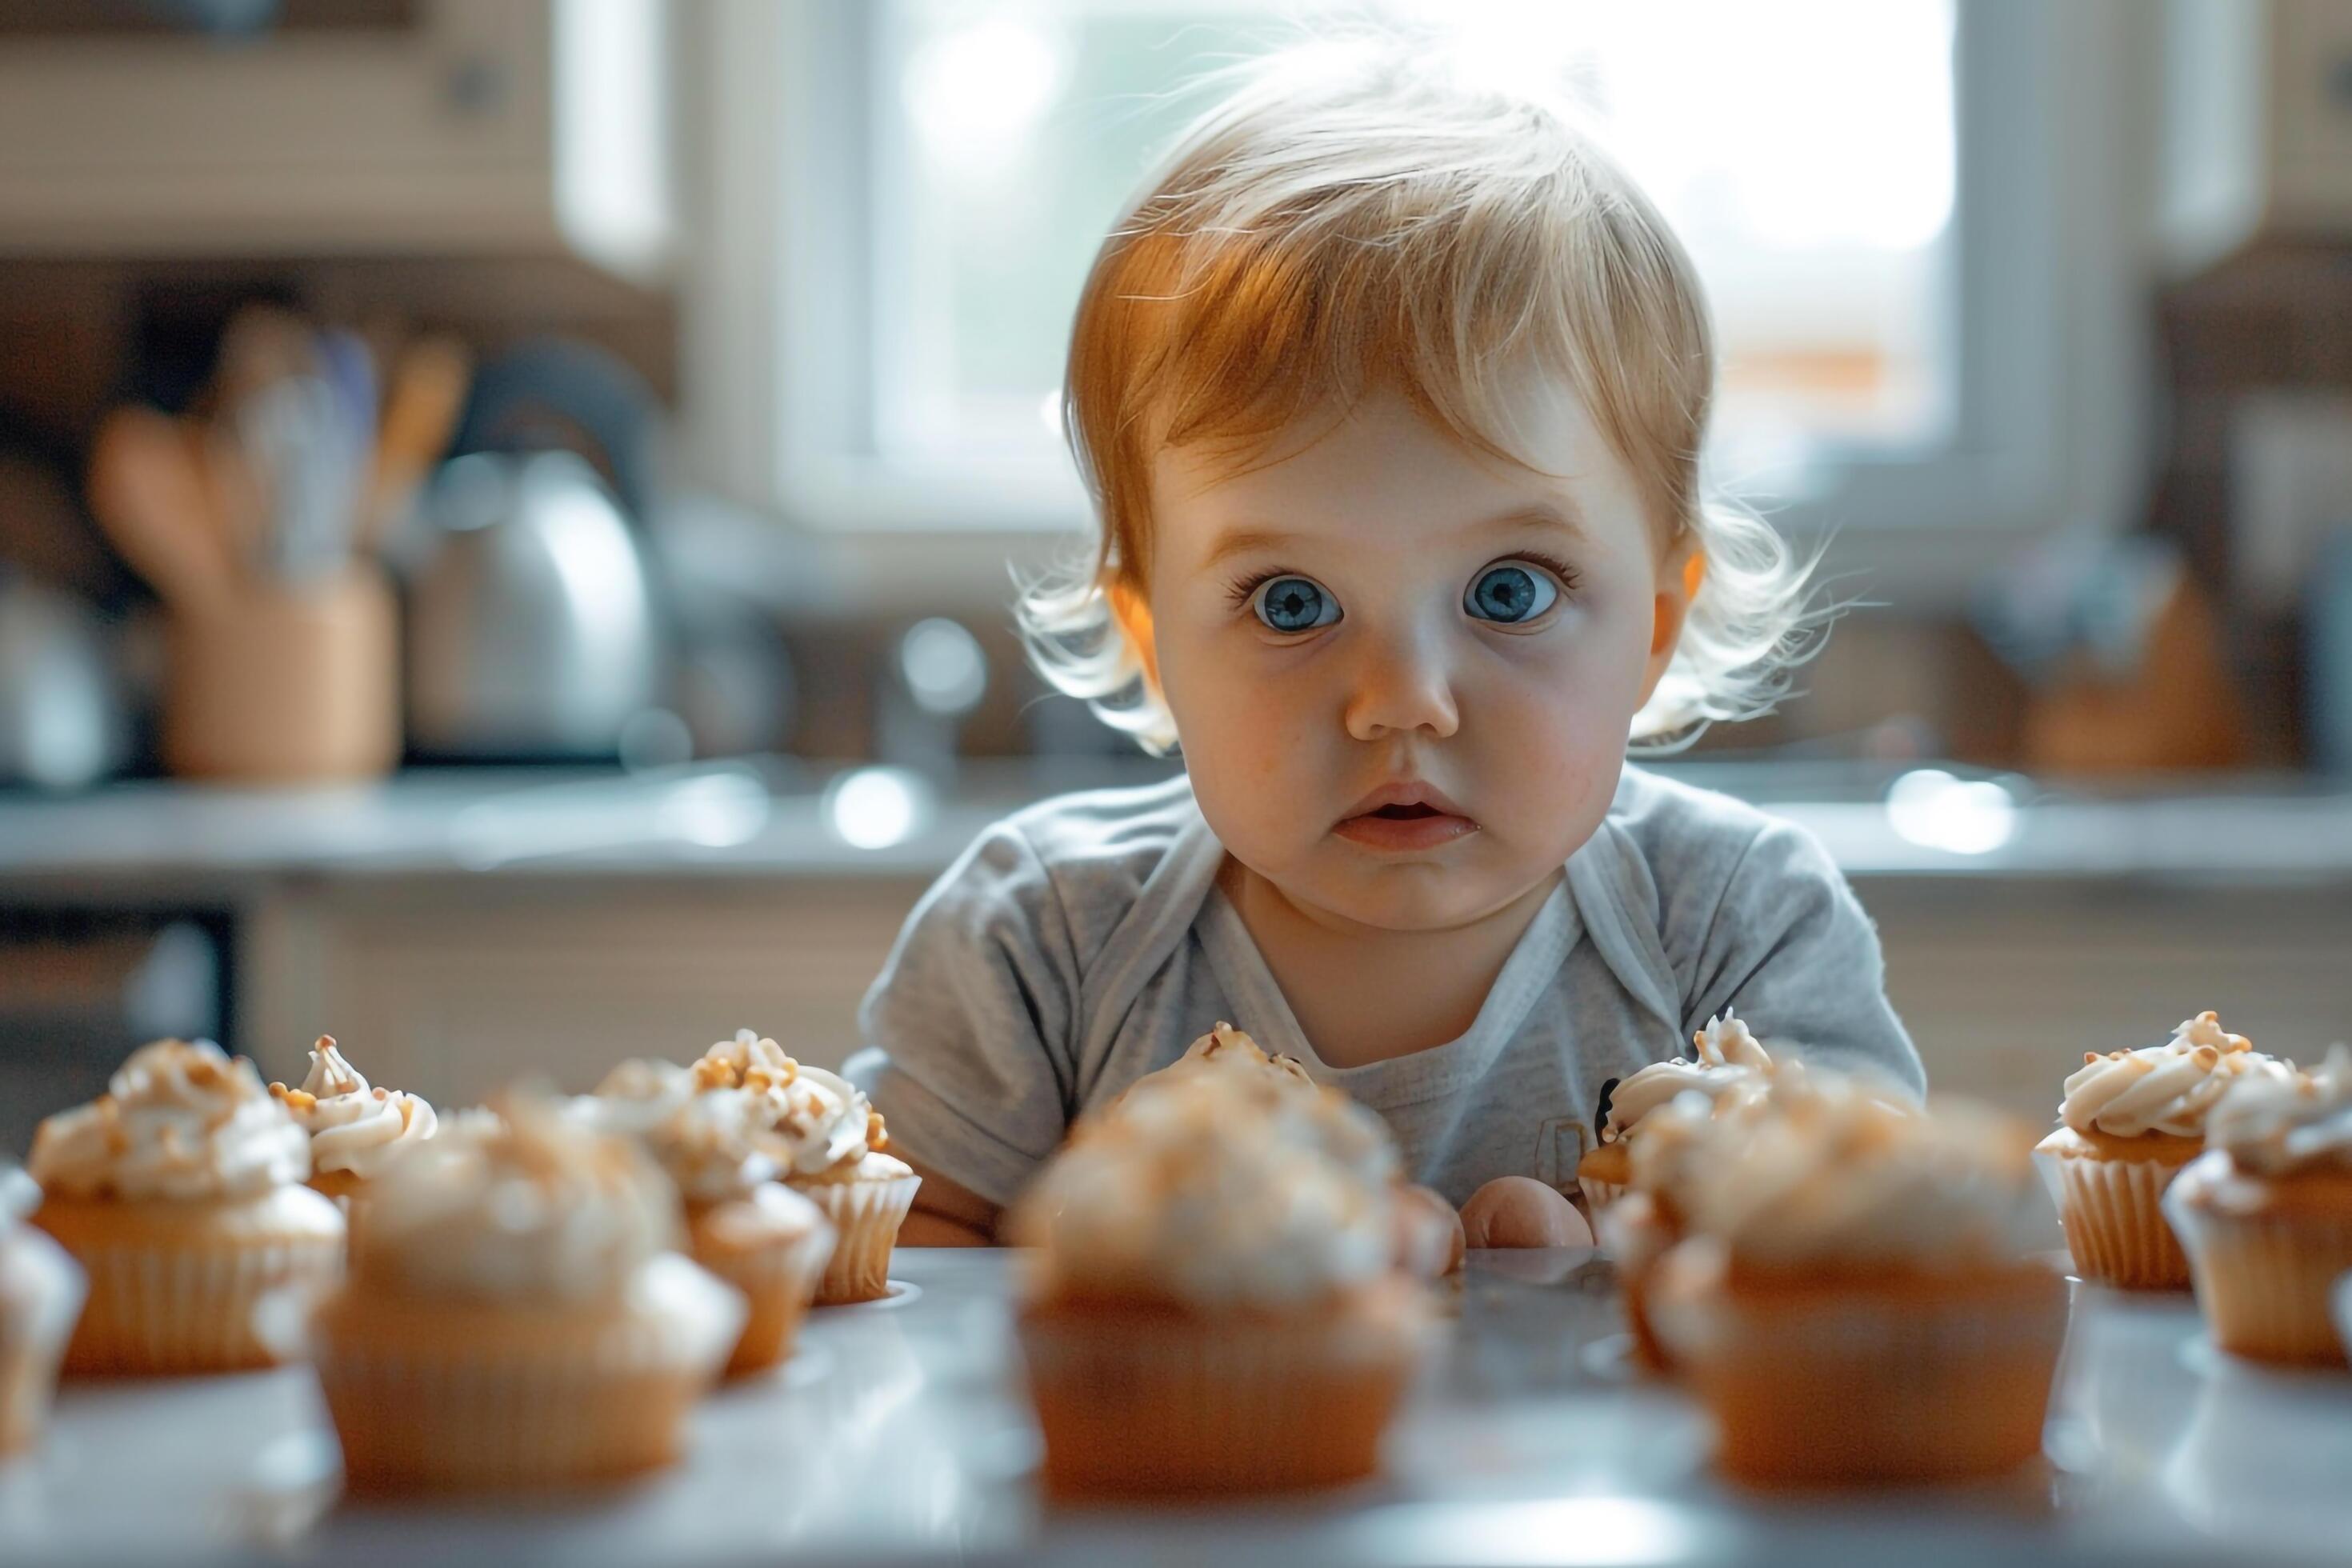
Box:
[845,38,1923,1246]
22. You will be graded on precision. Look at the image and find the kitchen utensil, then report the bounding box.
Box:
[0,570,129,791]
[405,450,664,760]
[238,374,360,586]
[362,334,470,558]
[86,406,237,614]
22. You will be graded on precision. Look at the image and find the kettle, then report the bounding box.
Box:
[0,571,130,791]
[402,342,669,762]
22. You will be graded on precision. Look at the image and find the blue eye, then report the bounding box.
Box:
[1465,562,1559,624]
[1252,575,1341,634]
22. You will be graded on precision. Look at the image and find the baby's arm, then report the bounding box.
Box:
[1680,817,1926,1094]
[1459,1177,1593,1248]
[844,823,1086,1245]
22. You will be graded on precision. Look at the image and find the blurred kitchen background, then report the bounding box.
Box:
[3,0,2351,1153]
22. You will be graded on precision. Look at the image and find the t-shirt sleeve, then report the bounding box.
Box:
[1680,817,1926,1098]
[842,822,1085,1207]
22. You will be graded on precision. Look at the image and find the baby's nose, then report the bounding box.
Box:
[1342,626,1460,742]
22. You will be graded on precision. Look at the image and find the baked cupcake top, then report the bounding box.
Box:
[30,1038,310,1202]
[1602,1011,1773,1143]
[1118,1022,1395,1190]
[582,1056,790,1202]
[2206,1044,2352,1177]
[1165,1021,1316,1088]
[267,1036,438,1181]
[693,1031,904,1182]
[1667,1072,2037,1270]
[357,1094,678,1302]
[1014,1050,1401,1310]
[2058,1011,2294,1139]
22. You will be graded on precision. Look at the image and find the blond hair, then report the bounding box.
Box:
[1022,36,1818,754]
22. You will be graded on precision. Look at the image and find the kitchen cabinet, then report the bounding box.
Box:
[240,876,924,1102]
[0,0,669,274]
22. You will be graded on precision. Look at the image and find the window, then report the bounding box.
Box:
[695,0,2130,598]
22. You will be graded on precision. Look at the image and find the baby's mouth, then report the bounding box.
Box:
[1333,793,1480,852]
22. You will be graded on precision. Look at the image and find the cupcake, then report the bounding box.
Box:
[306,1094,742,1493]
[698,1031,917,1306]
[268,1036,437,1235]
[1577,1011,1771,1212]
[1010,1057,1431,1498]
[2165,1043,2352,1365]
[1134,1022,1466,1276]
[0,1165,84,1456]
[584,1056,835,1376]
[1646,1076,2068,1486]
[2037,1010,2294,1290]
[28,1039,345,1374]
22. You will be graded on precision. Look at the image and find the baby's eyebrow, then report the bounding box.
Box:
[1198,503,1588,572]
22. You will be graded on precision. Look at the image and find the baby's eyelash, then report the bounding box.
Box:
[1504,550,1582,594]
[1222,568,1290,609]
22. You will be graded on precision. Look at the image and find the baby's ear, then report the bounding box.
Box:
[1107,578,1163,698]
[1641,546,1700,697]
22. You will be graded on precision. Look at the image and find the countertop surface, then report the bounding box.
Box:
[5,759,2352,890]
[6,1248,2349,1567]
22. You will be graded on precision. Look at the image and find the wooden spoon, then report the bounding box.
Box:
[362,334,471,558]
[87,407,238,614]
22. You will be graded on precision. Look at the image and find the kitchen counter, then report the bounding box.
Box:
[6,760,2352,890]
[6,1248,2348,1566]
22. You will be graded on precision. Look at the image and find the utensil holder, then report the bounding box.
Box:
[162,568,399,782]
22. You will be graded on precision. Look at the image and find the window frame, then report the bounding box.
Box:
[678,0,2154,614]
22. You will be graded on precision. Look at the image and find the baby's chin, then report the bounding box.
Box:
[1266,846,1566,936]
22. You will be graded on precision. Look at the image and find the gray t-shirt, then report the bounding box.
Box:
[845,766,1922,1210]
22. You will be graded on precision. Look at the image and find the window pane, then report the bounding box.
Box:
[870,0,1956,487]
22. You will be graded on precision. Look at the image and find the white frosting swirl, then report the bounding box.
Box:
[582,1057,785,1202]
[2059,1011,2294,1138]
[1604,1012,1774,1141]
[30,1039,310,1201]
[1673,1076,2038,1267]
[358,1095,678,1302]
[1017,1051,1402,1309]
[2206,1043,2352,1175]
[268,1038,437,1180]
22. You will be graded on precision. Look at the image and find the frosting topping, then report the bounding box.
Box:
[269,1037,438,1180]
[357,1093,678,1302]
[1671,1074,2039,1268]
[2206,1043,2352,1176]
[30,1039,310,1201]
[2059,1011,2293,1138]
[1603,1011,1774,1142]
[582,1056,786,1202]
[1016,1042,1402,1309]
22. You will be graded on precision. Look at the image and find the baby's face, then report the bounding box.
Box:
[1138,384,1686,933]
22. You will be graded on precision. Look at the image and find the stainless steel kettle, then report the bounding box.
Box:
[405,450,664,760]
[402,340,670,761]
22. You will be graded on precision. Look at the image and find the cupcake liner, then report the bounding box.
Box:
[0,1228,86,1457]
[35,1190,346,1376]
[1017,1286,1428,1498]
[2166,1184,2352,1366]
[793,1174,918,1306]
[310,1254,742,1494]
[1593,1194,1674,1374]
[1650,1254,2069,1486]
[2044,1150,2192,1290]
[690,1222,834,1377]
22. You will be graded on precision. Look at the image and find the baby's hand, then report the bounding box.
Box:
[1458,1176,1594,1249]
[1392,1183,1466,1277]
